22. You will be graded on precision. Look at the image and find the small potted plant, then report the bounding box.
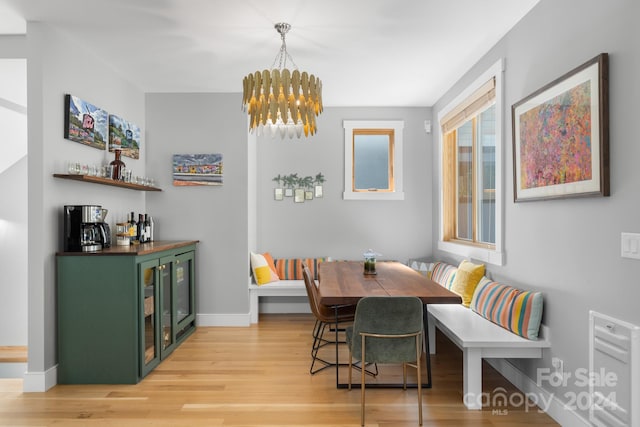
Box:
[314,172,325,198]
[283,174,295,197]
[291,174,305,203]
[272,174,284,201]
[302,175,314,200]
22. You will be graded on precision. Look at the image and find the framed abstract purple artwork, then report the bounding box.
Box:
[512,53,609,202]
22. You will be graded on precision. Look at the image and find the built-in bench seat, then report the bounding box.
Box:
[409,260,551,410]
[427,304,550,409]
[249,254,325,323]
[249,280,306,324]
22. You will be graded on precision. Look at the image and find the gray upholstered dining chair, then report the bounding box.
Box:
[346,296,424,426]
[302,264,356,374]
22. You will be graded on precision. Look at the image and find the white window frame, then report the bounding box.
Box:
[437,59,505,265]
[343,120,404,200]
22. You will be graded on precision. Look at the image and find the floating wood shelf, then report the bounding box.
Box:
[53,174,162,192]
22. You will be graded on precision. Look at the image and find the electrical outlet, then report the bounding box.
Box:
[551,357,564,383]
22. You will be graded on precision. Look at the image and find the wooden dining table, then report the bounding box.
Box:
[317,260,462,389]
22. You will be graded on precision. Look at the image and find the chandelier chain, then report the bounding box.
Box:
[270,23,298,71]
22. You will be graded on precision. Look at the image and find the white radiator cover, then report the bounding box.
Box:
[589,311,640,427]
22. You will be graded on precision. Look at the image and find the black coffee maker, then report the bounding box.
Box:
[63,205,111,252]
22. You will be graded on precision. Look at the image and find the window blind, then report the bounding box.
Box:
[441,77,496,134]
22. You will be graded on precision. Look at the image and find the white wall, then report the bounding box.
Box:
[256,107,433,261]
[145,93,250,324]
[25,22,146,390]
[0,57,27,347]
[432,0,640,421]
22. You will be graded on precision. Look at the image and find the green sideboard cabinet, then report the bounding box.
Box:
[57,241,197,384]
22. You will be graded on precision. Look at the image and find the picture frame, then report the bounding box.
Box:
[314,185,323,198]
[64,94,108,150]
[305,190,313,200]
[512,53,609,202]
[284,188,294,197]
[294,189,305,203]
[274,188,283,201]
[172,153,223,186]
[109,114,141,160]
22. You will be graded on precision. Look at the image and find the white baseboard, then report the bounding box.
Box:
[198,301,311,327]
[197,313,251,326]
[487,358,590,427]
[0,362,27,379]
[23,364,57,392]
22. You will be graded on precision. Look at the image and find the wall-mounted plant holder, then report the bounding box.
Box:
[273,172,325,203]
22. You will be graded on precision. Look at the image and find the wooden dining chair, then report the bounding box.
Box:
[346,296,424,426]
[302,264,356,374]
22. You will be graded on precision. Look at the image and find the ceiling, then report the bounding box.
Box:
[0,0,539,107]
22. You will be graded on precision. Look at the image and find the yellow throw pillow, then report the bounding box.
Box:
[250,252,280,285]
[450,260,485,307]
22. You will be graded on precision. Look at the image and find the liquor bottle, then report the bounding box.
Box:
[129,211,137,243]
[144,214,151,243]
[138,214,145,243]
[148,216,154,242]
[110,148,125,180]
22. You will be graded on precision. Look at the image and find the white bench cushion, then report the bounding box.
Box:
[428,304,549,351]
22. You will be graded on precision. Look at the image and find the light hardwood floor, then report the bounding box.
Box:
[0,314,559,426]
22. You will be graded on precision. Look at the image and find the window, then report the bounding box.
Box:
[343,120,404,200]
[353,129,394,192]
[438,60,504,265]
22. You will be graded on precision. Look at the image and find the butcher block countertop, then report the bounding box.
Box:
[56,240,199,256]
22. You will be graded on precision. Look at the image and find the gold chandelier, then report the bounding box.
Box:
[242,22,323,139]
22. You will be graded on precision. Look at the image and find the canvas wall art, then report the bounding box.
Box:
[109,114,141,159]
[512,53,609,202]
[173,153,223,186]
[64,94,108,150]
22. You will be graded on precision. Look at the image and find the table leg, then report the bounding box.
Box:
[423,304,432,388]
[334,305,340,388]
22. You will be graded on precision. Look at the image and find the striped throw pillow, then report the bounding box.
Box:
[274,258,326,280]
[470,277,543,339]
[430,262,457,290]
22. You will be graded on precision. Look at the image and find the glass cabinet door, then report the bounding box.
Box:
[175,251,196,340]
[159,257,174,357]
[139,260,160,376]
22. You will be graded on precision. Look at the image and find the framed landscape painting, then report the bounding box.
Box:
[64,94,108,150]
[109,114,141,159]
[173,153,223,186]
[512,53,609,202]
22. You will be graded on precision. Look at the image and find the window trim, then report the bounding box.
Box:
[343,120,404,200]
[437,59,504,265]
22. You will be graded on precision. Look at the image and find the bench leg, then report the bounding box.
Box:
[249,291,258,324]
[427,313,436,355]
[462,348,482,410]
